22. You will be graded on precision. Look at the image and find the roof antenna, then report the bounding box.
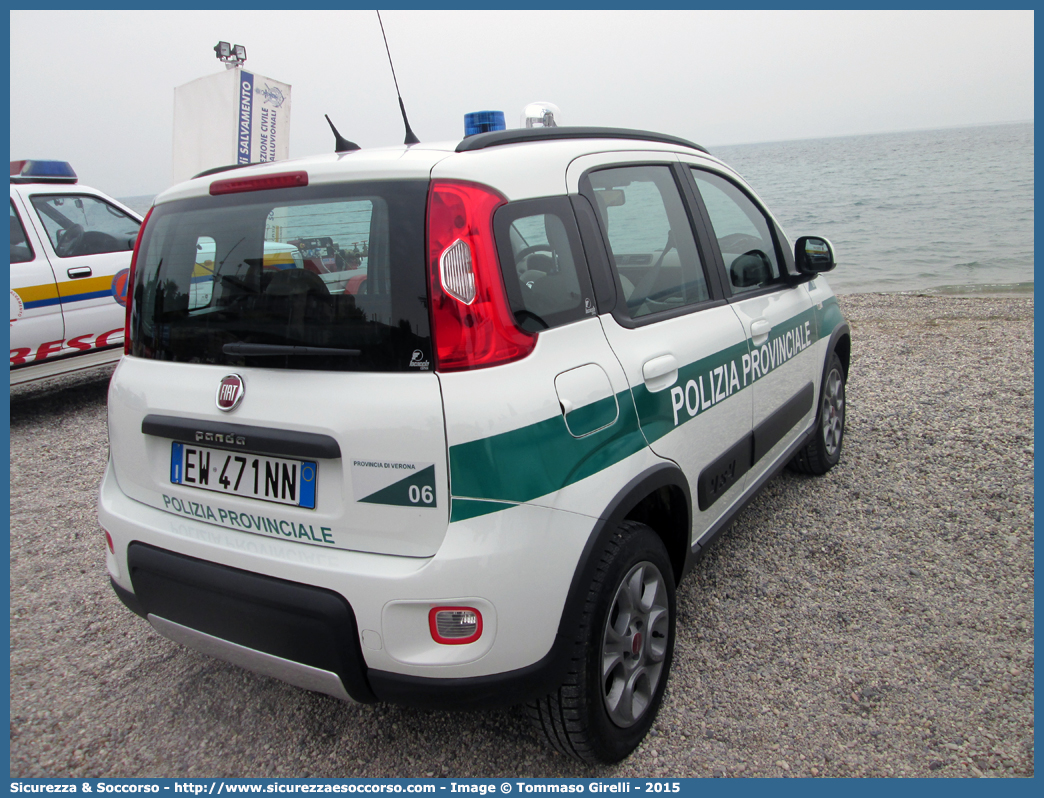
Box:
[324,114,360,153]
[377,10,420,146]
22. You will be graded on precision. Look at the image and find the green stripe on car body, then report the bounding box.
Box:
[816,295,844,339]
[359,465,438,508]
[449,304,835,521]
[634,305,819,445]
[449,389,649,521]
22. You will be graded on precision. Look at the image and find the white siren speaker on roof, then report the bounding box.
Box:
[522,102,560,128]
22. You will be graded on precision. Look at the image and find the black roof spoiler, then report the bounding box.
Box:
[192,163,257,180]
[455,126,708,154]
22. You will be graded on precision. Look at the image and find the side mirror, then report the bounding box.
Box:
[795,236,835,274]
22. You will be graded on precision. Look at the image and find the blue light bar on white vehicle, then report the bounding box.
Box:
[463,111,506,137]
[10,160,78,184]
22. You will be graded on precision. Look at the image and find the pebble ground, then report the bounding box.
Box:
[9,294,1034,778]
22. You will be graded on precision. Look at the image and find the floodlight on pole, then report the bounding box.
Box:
[214,41,247,69]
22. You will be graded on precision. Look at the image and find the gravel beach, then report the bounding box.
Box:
[9,293,1034,778]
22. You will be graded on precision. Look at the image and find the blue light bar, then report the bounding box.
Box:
[10,159,78,184]
[464,111,506,137]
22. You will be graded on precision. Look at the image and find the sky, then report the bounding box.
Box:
[9,9,1035,199]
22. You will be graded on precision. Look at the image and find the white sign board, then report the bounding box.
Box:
[173,68,291,185]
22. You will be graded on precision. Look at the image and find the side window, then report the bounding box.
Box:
[587,165,708,318]
[493,197,595,333]
[29,194,141,258]
[10,201,34,264]
[691,170,781,294]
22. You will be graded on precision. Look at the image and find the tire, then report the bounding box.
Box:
[527,521,676,764]
[789,351,846,475]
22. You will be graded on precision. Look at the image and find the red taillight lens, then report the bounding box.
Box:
[124,206,153,355]
[429,606,483,645]
[210,170,308,195]
[427,180,536,371]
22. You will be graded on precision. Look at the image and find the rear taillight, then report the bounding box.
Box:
[124,206,153,355]
[427,180,536,371]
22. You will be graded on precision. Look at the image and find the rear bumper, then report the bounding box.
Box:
[99,459,595,704]
[110,561,567,709]
[115,542,375,702]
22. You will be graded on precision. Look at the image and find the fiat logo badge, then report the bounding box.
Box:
[216,374,245,412]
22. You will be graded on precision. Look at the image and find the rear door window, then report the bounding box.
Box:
[493,197,596,332]
[129,180,431,372]
[585,165,710,319]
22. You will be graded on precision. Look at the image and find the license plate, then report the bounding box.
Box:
[170,442,316,509]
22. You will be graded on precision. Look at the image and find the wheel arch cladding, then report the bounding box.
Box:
[593,462,692,587]
[833,329,851,378]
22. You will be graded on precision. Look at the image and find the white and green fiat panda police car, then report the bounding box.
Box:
[99,115,849,764]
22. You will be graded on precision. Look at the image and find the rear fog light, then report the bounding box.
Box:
[429,606,483,645]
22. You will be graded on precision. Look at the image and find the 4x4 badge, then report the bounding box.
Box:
[216,374,245,412]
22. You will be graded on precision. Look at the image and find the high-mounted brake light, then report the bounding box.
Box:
[10,159,77,184]
[429,606,483,645]
[210,170,308,195]
[124,206,153,355]
[427,180,536,371]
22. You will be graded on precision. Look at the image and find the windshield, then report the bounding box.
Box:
[128,180,431,372]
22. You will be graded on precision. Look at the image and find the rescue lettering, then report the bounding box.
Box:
[10,328,123,366]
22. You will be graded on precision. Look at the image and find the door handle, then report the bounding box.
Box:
[750,319,772,343]
[67,267,92,279]
[642,354,678,393]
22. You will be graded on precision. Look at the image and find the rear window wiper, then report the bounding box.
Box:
[222,343,362,357]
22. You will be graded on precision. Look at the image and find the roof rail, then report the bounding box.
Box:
[455,126,708,154]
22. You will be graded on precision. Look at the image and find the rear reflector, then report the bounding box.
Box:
[439,239,476,304]
[105,530,114,554]
[210,171,308,195]
[429,606,483,645]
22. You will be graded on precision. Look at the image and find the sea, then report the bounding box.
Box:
[710,122,1033,295]
[118,121,1034,296]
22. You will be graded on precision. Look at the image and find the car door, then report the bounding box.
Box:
[25,190,140,353]
[684,165,819,481]
[9,195,64,365]
[569,155,754,546]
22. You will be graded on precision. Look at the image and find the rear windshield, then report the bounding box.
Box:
[128,180,431,372]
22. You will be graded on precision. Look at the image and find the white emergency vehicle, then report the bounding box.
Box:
[10,160,143,385]
[99,113,850,764]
